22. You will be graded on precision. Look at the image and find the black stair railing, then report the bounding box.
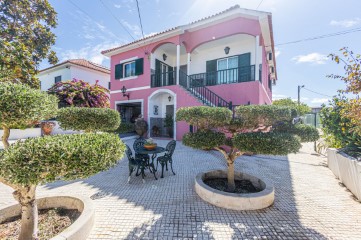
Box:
[179,71,231,109]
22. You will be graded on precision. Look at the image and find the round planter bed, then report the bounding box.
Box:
[195,170,274,210]
[0,195,94,240]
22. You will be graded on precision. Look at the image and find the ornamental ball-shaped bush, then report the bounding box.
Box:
[233,132,302,155]
[57,107,120,132]
[0,133,125,185]
[0,82,58,129]
[183,130,226,150]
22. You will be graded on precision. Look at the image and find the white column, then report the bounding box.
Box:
[176,44,180,85]
[255,35,260,81]
[187,52,191,88]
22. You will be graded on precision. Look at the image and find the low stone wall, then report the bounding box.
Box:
[51,121,81,135]
[327,148,361,201]
[195,170,274,210]
[0,128,41,140]
[0,195,94,240]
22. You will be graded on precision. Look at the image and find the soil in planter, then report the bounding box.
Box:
[204,178,261,193]
[0,208,81,240]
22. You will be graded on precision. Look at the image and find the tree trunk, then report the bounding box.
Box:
[227,161,236,192]
[13,185,38,240]
[2,125,10,149]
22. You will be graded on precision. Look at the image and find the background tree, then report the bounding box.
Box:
[177,106,319,192]
[328,47,361,136]
[0,83,58,148]
[48,79,110,108]
[272,98,311,116]
[0,83,124,239]
[0,0,58,88]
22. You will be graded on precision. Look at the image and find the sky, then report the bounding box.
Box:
[45,0,361,107]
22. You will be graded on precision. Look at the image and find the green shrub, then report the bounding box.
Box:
[273,122,319,142]
[0,133,125,185]
[235,105,292,129]
[0,83,58,148]
[57,107,120,132]
[176,106,232,129]
[0,83,58,129]
[272,98,311,116]
[183,130,226,150]
[233,132,302,155]
[115,122,135,134]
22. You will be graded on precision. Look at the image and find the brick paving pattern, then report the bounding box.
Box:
[1,140,361,239]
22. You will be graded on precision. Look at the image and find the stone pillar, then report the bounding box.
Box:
[255,35,260,81]
[187,52,191,88]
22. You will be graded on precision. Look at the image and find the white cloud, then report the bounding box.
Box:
[114,4,121,8]
[330,18,361,28]
[292,53,328,64]
[311,98,329,104]
[275,47,281,58]
[59,42,121,65]
[272,94,288,100]
[121,20,142,37]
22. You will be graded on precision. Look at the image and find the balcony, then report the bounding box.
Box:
[150,65,256,88]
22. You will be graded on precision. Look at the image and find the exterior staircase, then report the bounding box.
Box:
[178,71,232,109]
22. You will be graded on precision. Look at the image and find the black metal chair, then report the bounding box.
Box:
[156,140,176,178]
[125,144,147,183]
[133,137,150,163]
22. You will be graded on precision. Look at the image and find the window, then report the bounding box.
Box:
[217,56,238,84]
[123,61,136,78]
[54,75,62,83]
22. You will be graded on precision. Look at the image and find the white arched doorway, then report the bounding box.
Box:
[148,89,177,140]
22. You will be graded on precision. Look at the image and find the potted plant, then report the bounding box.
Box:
[164,114,174,138]
[40,121,56,136]
[134,116,148,137]
[144,138,157,150]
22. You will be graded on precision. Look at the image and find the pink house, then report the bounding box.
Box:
[101,5,277,140]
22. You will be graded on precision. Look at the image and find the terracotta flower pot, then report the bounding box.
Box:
[144,144,157,150]
[41,121,55,136]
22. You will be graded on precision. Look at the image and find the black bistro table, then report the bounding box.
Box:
[136,146,165,180]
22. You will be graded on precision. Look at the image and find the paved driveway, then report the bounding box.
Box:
[1,140,361,239]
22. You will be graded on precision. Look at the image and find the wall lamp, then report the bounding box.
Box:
[168,95,172,102]
[121,86,130,100]
[163,53,167,61]
[224,46,230,55]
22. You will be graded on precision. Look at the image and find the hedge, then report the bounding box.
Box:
[176,106,232,129]
[0,83,58,128]
[182,130,226,150]
[57,107,120,132]
[0,133,125,185]
[233,132,302,155]
[114,122,135,134]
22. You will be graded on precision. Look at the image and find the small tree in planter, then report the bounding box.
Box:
[176,105,319,192]
[0,83,125,240]
[0,83,58,148]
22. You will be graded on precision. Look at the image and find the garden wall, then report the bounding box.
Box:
[0,128,41,140]
[327,148,361,201]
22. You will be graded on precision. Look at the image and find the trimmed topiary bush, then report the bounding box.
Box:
[114,122,135,134]
[57,107,120,132]
[0,83,58,148]
[176,105,319,192]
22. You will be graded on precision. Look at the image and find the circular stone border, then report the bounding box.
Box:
[0,195,94,240]
[195,170,275,210]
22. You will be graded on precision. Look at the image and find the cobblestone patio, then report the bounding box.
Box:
[1,140,361,239]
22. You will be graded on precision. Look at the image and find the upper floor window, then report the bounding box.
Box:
[55,75,62,83]
[115,58,144,80]
[124,61,136,78]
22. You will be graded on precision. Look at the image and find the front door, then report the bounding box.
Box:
[165,105,174,138]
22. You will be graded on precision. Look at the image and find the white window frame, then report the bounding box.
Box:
[123,61,136,78]
[54,75,62,83]
[217,56,238,71]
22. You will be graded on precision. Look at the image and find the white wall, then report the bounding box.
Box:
[151,49,177,69]
[38,65,110,91]
[190,34,257,75]
[70,66,109,89]
[149,93,175,118]
[39,67,71,91]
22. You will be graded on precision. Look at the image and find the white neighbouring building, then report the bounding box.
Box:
[38,59,110,91]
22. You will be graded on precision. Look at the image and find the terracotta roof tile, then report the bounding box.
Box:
[40,59,110,74]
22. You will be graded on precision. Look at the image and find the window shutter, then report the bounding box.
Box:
[135,58,144,76]
[238,53,251,82]
[168,65,174,85]
[206,60,217,86]
[115,63,123,79]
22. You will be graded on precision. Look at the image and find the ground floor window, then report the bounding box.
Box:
[116,102,142,124]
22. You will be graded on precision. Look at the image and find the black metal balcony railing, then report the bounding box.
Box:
[189,65,255,87]
[151,71,176,88]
